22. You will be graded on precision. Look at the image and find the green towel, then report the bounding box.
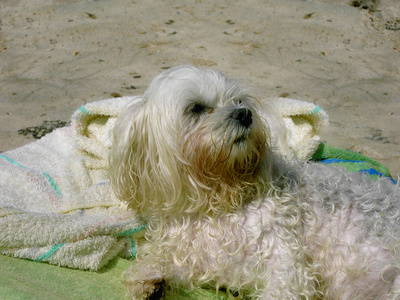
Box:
[311,143,395,183]
[0,254,229,300]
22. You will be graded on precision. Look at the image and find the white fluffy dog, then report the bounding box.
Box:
[108,65,400,299]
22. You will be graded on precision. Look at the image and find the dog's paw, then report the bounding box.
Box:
[148,279,166,300]
[124,273,165,300]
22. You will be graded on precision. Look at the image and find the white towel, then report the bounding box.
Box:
[270,97,329,161]
[0,96,145,271]
[0,96,327,271]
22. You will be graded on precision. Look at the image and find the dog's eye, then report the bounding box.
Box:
[189,104,206,114]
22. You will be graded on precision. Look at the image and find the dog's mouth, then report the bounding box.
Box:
[232,127,252,145]
[233,135,248,144]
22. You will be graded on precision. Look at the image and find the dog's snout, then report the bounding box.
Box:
[231,108,253,127]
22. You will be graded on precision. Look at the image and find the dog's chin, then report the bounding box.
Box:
[184,129,266,188]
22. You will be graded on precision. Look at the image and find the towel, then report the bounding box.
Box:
[72,96,141,161]
[0,96,146,271]
[0,96,327,272]
[0,95,395,300]
[272,97,329,161]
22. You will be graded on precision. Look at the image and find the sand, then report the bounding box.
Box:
[1,0,399,175]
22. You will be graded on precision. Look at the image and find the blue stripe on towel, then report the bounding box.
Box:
[321,158,365,164]
[35,243,65,262]
[321,158,397,184]
[0,154,62,196]
[359,168,397,184]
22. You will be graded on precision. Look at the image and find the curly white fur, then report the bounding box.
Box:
[108,65,400,299]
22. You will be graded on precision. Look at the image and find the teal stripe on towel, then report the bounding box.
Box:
[77,106,89,114]
[0,154,29,169]
[0,154,62,196]
[35,243,65,262]
[118,224,147,237]
[129,236,137,258]
[311,106,322,114]
[43,172,62,196]
[118,224,147,259]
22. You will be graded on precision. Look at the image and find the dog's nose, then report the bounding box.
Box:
[231,108,253,127]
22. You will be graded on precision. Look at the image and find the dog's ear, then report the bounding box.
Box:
[108,99,147,211]
[108,97,186,215]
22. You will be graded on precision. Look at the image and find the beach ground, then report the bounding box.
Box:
[1,0,399,175]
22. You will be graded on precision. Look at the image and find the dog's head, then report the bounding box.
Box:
[109,65,276,217]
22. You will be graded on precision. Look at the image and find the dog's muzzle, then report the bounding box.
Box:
[230,108,253,128]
